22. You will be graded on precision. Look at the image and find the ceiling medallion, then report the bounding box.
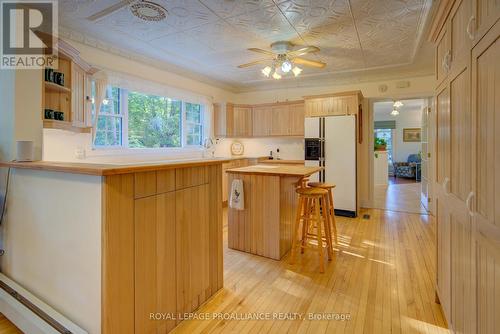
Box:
[130,1,168,22]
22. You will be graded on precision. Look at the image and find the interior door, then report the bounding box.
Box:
[471,22,500,334]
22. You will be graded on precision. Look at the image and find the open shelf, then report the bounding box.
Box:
[44,81,71,93]
[43,120,91,133]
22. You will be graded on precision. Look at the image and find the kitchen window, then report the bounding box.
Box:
[94,86,204,149]
[94,86,123,147]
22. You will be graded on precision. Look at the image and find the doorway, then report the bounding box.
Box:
[371,98,430,214]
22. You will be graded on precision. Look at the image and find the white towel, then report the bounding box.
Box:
[229,179,245,210]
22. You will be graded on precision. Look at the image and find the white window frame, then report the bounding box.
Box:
[94,86,205,150]
[182,102,204,147]
[93,87,126,149]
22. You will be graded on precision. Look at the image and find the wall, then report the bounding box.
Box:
[214,137,304,160]
[0,170,102,333]
[374,106,423,162]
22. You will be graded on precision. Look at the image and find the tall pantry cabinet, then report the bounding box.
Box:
[429,1,499,333]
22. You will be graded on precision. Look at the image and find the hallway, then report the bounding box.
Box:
[373,183,428,214]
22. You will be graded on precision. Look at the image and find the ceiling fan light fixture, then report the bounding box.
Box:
[393,100,404,108]
[261,66,272,77]
[292,66,302,77]
[281,60,292,73]
[390,109,399,116]
[272,71,282,80]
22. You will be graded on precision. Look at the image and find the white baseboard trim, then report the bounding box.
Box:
[0,273,87,334]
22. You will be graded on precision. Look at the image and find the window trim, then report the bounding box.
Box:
[93,86,205,150]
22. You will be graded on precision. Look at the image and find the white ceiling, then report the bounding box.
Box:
[374,98,425,116]
[59,0,434,91]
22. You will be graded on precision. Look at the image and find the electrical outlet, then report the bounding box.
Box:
[75,147,86,159]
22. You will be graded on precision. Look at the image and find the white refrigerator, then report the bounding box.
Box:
[304,115,357,217]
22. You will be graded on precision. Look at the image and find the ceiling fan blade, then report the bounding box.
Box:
[287,46,320,58]
[293,57,326,68]
[248,48,276,56]
[86,0,133,21]
[237,59,273,68]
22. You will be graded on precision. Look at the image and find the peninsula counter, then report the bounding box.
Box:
[0,158,228,334]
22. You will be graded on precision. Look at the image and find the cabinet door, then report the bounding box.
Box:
[176,184,210,314]
[436,86,451,189]
[214,103,226,137]
[271,105,290,135]
[252,106,272,136]
[135,192,177,334]
[305,98,325,117]
[71,63,86,127]
[233,107,252,137]
[450,212,474,334]
[289,103,305,136]
[436,198,451,319]
[436,26,451,86]
[472,0,500,44]
[450,0,473,73]
[471,22,500,334]
[332,96,356,115]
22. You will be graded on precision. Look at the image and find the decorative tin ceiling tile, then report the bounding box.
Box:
[58,0,433,89]
[199,0,278,19]
[226,4,298,43]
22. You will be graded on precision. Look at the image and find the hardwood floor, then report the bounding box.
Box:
[388,177,419,185]
[172,208,448,334]
[373,183,428,214]
[0,314,22,333]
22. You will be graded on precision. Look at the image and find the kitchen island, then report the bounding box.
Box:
[225,165,321,260]
[0,158,228,334]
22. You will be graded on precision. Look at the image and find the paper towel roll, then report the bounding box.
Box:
[16,141,34,162]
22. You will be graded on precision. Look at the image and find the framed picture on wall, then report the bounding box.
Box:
[403,128,421,142]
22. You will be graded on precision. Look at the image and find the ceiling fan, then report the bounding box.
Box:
[238,41,326,79]
[86,0,168,22]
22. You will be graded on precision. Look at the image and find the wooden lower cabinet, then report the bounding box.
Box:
[103,165,223,334]
[175,184,211,314]
[135,193,177,334]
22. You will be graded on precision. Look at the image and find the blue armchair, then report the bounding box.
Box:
[393,154,421,179]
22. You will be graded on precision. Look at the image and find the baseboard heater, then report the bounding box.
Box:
[0,273,86,334]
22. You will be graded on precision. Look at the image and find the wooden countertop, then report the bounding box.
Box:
[258,159,305,165]
[0,158,231,176]
[226,164,321,177]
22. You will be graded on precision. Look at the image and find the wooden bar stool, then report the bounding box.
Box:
[290,187,333,273]
[308,182,338,244]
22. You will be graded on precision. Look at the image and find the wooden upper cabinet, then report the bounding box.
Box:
[217,101,304,137]
[473,0,500,44]
[450,0,473,72]
[304,91,362,117]
[289,103,305,136]
[271,105,290,136]
[233,106,252,137]
[214,103,230,137]
[71,63,92,128]
[252,106,272,136]
[436,25,451,86]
